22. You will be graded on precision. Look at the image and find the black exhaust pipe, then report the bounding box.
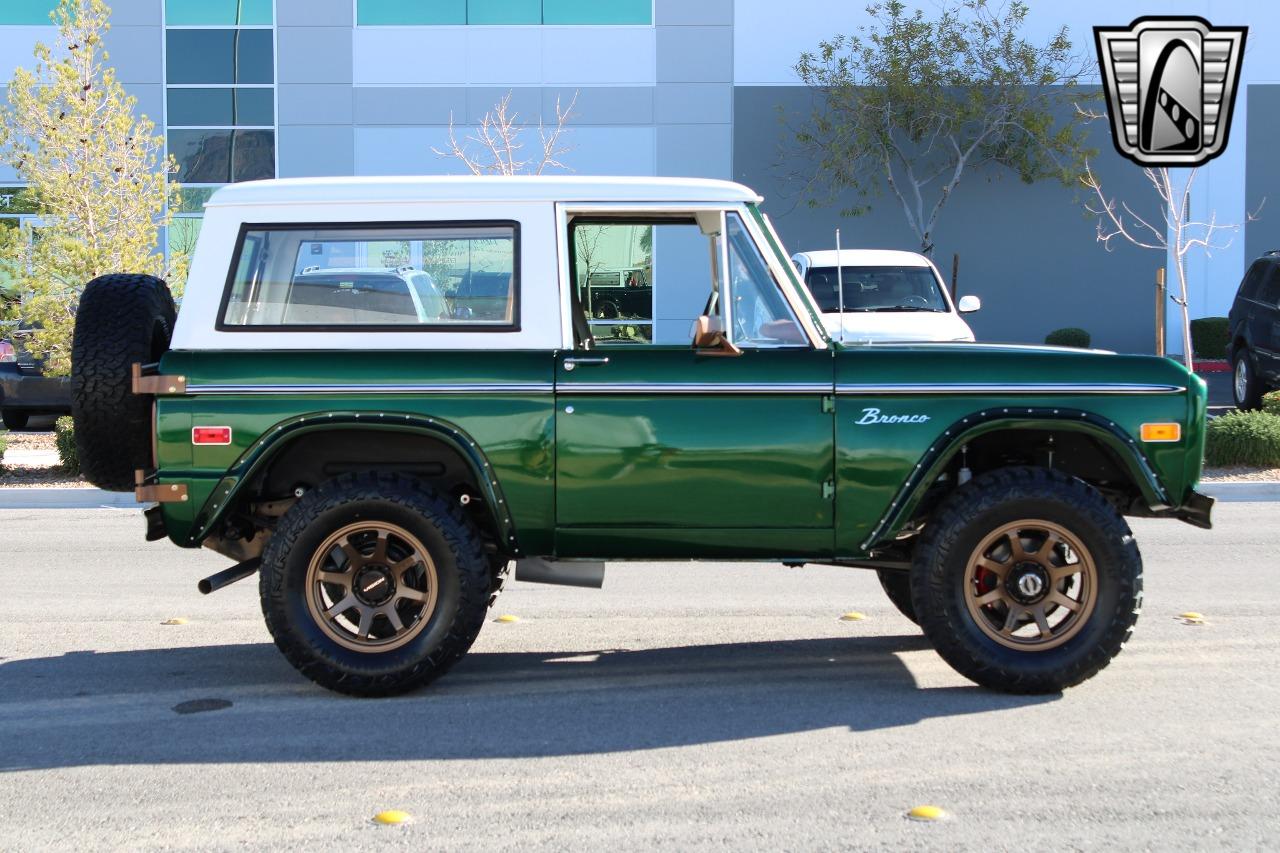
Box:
[198,558,262,595]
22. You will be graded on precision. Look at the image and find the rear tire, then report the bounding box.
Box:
[876,569,918,625]
[260,471,491,697]
[911,466,1142,694]
[1232,349,1263,410]
[1,409,29,430]
[70,273,177,491]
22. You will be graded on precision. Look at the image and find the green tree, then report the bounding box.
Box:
[792,0,1094,255]
[0,0,181,375]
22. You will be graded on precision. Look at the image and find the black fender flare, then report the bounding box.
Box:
[861,407,1171,551]
[187,411,519,552]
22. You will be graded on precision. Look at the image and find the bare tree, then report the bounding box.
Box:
[1082,161,1258,368]
[434,90,578,175]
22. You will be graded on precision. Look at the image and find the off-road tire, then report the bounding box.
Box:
[1,409,29,430]
[876,569,918,625]
[1232,349,1263,410]
[911,466,1142,694]
[260,471,491,697]
[70,273,177,491]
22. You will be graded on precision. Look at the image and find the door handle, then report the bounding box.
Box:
[563,357,610,371]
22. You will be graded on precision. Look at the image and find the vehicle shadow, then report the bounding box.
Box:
[0,635,1057,770]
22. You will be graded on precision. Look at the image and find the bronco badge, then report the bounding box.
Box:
[855,408,931,425]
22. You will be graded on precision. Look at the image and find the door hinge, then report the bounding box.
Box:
[822,479,836,500]
[821,395,835,413]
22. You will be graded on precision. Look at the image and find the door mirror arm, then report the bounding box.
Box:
[691,315,742,357]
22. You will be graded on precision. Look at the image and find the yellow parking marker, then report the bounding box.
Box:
[161,617,188,625]
[907,805,948,822]
[1177,611,1206,625]
[372,810,411,826]
[839,611,866,622]
[494,614,520,623]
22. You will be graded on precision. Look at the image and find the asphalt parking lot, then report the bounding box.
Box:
[1,503,1277,850]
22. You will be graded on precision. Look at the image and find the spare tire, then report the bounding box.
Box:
[71,274,177,491]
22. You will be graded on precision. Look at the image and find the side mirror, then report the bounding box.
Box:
[957,295,982,314]
[690,315,742,357]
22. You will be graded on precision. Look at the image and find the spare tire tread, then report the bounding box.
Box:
[71,274,176,491]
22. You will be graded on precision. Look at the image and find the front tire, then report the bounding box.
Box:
[876,569,918,625]
[911,467,1142,694]
[1233,349,1263,410]
[260,472,491,697]
[1,409,29,430]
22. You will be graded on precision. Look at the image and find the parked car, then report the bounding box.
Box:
[0,332,71,429]
[791,249,980,342]
[1226,251,1280,408]
[69,175,1210,699]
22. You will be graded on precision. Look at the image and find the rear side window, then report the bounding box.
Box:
[219,221,518,330]
[1258,265,1280,307]
[1237,261,1268,301]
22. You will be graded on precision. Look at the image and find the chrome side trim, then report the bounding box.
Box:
[561,383,832,395]
[185,383,556,395]
[835,383,1185,395]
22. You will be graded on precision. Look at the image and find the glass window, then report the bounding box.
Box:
[167,87,274,127]
[0,188,37,215]
[358,0,467,25]
[802,264,949,314]
[0,1,55,26]
[725,213,806,347]
[176,186,219,213]
[170,129,275,183]
[165,0,272,25]
[168,216,204,258]
[1258,267,1280,307]
[542,0,650,25]
[166,30,274,84]
[221,224,518,329]
[1238,261,1267,301]
[468,0,540,24]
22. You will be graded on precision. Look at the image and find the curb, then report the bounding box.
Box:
[0,488,144,509]
[1198,481,1280,502]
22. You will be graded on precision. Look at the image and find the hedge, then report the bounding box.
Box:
[1204,410,1280,467]
[0,429,6,466]
[1045,327,1091,348]
[1263,390,1280,417]
[1190,317,1230,360]
[54,416,79,474]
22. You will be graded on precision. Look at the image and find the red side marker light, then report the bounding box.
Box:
[192,426,232,445]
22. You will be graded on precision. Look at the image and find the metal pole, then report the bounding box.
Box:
[951,253,960,299]
[835,228,845,345]
[1154,267,1167,357]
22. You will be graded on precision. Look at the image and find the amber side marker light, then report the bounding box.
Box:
[1140,423,1181,443]
[192,426,233,445]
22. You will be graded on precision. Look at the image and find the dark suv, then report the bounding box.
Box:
[1227,253,1280,409]
[0,333,71,429]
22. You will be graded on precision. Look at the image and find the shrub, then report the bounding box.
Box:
[54,416,79,474]
[0,428,6,465]
[1204,410,1280,467]
[1190,317,1230,360]
[1045,327,1091,348]
[1263,390,1280,417]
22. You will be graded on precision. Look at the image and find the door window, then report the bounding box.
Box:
[569,218,711,347]
[724,213,807,347]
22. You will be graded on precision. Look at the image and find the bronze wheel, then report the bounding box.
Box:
[304,520,440,654]
[912,467,1142,694]
[963,519,1098,652]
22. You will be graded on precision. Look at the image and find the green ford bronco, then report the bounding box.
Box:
[69,176,1212,697]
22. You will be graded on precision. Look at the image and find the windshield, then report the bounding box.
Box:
[803,265,949,313]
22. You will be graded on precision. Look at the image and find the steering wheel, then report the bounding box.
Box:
[900,294,930,308]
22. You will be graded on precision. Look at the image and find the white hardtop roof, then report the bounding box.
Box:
[794,249,932,268]
[205,175,764,208]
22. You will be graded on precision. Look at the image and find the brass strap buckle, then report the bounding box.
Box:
[131,363,187,395]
